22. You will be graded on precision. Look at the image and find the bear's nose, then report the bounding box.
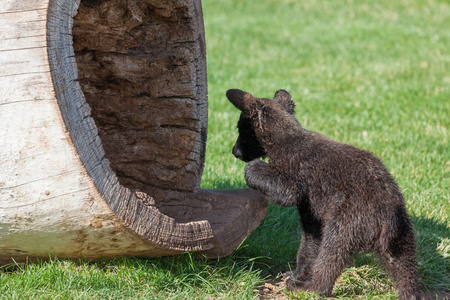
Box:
[232,145,243,160]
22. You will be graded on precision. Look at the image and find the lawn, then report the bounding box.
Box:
[1,0,449,299]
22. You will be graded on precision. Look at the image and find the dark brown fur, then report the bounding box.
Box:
[227,89,420,299]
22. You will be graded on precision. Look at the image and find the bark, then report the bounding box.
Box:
[0,0,267,263]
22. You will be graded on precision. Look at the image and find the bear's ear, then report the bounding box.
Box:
[274,89,295,114]
[226,89,257,114]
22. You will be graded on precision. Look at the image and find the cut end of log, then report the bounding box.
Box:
[0,0,267,262]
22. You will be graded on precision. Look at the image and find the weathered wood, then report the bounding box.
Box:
[0,0,267,263]
[73,0,208,192]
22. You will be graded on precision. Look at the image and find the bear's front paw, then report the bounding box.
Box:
[283,271,307,291]
[245,160,268,176]
[244,160,269,189]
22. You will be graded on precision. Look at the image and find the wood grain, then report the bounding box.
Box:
[0,0,267,263]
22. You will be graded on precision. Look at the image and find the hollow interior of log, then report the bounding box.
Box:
[72,1,268,250]
[72,0,208,215]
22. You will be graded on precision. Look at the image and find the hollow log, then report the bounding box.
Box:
[0,0,267,263]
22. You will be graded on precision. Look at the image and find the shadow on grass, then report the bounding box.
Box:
[412,215,450,297]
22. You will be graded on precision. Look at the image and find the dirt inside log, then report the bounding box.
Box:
[72,0,208,203]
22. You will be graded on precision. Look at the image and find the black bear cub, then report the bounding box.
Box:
[227,89,420,299]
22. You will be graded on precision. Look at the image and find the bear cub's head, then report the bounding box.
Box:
[226,89,296,162]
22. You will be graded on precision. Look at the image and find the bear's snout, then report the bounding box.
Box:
[232,143,243,160]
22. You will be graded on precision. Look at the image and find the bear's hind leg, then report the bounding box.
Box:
[378,208,420,300]
[380,238,420,299]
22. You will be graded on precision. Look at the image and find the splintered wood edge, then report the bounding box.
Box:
[46,0,216,252]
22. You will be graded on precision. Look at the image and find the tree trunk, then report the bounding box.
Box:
[0,0,267,263]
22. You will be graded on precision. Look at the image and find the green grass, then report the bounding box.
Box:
[1,0,449,298]
[0,255,262,299]
[204,0,449,297]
